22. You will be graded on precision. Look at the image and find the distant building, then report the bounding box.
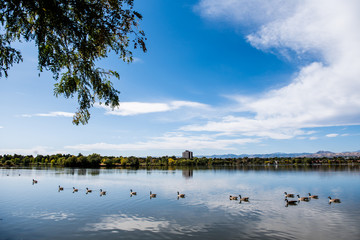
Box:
[182,150,193,159]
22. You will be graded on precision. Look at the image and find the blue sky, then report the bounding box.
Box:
[1,0,360,157]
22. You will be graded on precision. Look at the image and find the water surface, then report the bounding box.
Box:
[1,166,359,240]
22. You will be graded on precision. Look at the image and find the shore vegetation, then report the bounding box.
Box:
[1,153,359,168]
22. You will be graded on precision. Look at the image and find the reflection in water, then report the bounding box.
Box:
[0,166,360,240]
[84,214,170,232]
[83,214,207,235]
[78,169,87,175]
[88,169,100,176]
[182,169,193,179]
[30,211,76,221]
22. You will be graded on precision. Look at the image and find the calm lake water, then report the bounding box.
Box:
[1,166,359,240]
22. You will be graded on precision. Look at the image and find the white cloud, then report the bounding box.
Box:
[195,0,300,27]
[181,115,316,139]
[96,101,209,116]
[326,133,338,138]
[21,111,73,118]
[132,57,144,63]
[0,146,65,155]
[65,132,259,152]
[191,0,360,139]
[0,126,3,129]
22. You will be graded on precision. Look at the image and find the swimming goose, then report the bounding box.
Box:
[177,192,185,198]
[308,193,318,199]
[284,192,294,198]
[73,187,78,192]
[130,189,137,195]
[58,185,64,191]
[229,195,238,200]
[86,187,92,193]
[239,195,249,201]
[297,194,309,201]
[150,191,157,198]
[285,199,298,205]
[328,196,341,203]
[100,189,106,196]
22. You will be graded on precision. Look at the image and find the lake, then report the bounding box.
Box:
[1,166,359,240]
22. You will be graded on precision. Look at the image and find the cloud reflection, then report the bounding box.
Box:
[29,211,75,221]
[83,214,206,235]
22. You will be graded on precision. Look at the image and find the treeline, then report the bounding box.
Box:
[1,153,360,168]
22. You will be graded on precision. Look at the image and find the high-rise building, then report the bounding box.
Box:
[182,150,193,159]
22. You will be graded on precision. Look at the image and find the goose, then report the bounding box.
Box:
[177,192,185,198]
[285,199,298,205]
[86,187,92,193]
[308,193,318,199]
[130,189,137,195]
[100,189,106,196]
[73,187,79,192]
[284,192,294,198]
[297,194,309,201]
[32,179,38,184]
[150,191,157,198]
[229,195,238,200]
[239,195,249,201]
[58,185,64,191]
[328,196,341,203]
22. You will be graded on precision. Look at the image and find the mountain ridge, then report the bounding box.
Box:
[197,150,360,158]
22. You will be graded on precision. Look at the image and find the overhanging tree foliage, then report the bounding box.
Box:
[0,0,146,124]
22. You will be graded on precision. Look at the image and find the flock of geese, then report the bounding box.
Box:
[283,191,341,206]
[32,179,341,203]
[33,179,185,199]
[229,192,341,206]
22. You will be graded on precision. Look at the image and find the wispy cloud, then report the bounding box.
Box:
[0,146,65,155]
[190,0,360,139]
[326,133,338,138]
[65,132,259,152]
[181,115,317,139]
[195,0,299,27]
[21,111,73,118]
[132,57,144,63]
[96,101,209,116]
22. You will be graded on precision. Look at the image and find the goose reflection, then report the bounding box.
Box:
[285,199,298,207]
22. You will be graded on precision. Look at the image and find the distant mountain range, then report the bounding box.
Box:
[197,150,360,158]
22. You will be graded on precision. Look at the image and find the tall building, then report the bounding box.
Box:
[182,150,193,159]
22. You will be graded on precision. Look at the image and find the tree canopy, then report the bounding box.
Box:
[0,0,146,124]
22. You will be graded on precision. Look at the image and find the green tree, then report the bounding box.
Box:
[0,0,146,124]
[87,153,101,167]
